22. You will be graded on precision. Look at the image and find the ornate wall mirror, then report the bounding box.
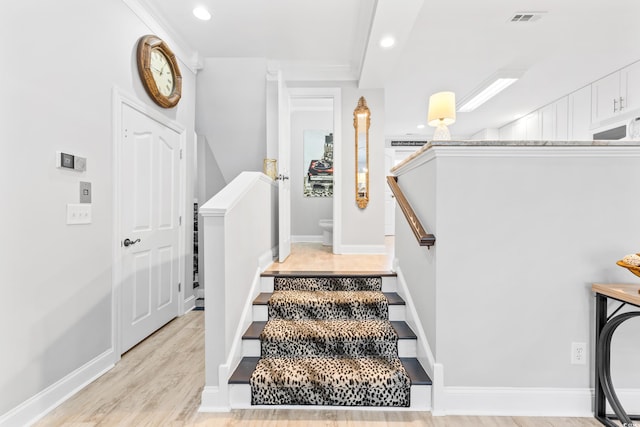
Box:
[354,96,370,209]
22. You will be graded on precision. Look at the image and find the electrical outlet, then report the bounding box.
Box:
[571,342,586,365]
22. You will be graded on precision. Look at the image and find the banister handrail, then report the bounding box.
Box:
[387,176,435,248]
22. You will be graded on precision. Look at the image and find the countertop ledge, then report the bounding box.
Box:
[391,139,640,174]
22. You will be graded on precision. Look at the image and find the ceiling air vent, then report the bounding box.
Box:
[509,12,545,23]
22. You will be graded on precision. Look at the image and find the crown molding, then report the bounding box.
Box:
[122,0,201,74]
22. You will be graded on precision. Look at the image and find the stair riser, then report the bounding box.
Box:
[242,339,417,358]
[260,276,398,293]
[252,305,406,321]
[228,384,431,410]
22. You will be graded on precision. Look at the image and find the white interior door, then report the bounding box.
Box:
[277,73,292,262]
[120,103,180,353]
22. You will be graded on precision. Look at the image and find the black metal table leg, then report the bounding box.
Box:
[594,293,640,426]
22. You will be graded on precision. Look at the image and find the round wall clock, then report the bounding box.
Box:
[136,35,182,108]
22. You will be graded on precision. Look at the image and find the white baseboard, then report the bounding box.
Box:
[200,386,231,412]
[183,295,196,314]
[0,349,115,427]
[340,244,386,254]
[291,235,323,243]
[394,266,435,379]
[259,248,275,270]
[441,386,640,417]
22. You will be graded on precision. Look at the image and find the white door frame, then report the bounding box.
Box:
[287,88,342,254]
[111,87,187,358]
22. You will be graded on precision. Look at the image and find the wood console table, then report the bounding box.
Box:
[592,283,640,426]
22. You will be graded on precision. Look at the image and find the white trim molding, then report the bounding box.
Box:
[439,386,640,417]
[0,350,115,427]
[121,0,200,73]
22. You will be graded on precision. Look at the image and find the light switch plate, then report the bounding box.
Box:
[67,204,92,225]
[79,181,91,203]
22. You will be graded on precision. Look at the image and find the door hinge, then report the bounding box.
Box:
[178,282,181,292]
[179,216,182,226]
[180,149,183,159]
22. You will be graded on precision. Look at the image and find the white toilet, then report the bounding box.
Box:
[318,219,333,246]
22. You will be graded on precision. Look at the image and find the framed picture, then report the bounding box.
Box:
[303,130,333,197]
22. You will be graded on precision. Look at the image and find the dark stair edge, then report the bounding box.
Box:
[229,357,259,384]
[400,358,432,385]
[261,271,397,278]
[390,321,417,339]
[243,321,267,339]
[253,292,405,305]
[243,320,416,340]
[229,357,431,386]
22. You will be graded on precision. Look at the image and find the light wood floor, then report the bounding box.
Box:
[36,312,602,426]
[265,239,395,272]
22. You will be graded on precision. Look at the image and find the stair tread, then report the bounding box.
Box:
[254,292,405,305]
[400,358,432,385]
[230,356,430,385]
[390,321,417,339]
[243,321,267,339]
[262,270,397,278]
[243,320,416,340]
[229,357,259,384]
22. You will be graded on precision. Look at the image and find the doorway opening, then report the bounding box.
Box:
[287,88,342,254]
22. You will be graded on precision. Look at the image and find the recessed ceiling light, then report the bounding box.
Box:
[193,7,212,21]
[417,124,425,129]
[380,36,395,49]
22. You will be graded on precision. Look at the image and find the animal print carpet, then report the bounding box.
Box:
[250,276,410,406]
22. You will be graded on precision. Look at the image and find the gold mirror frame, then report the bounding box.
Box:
[354,97,370,209]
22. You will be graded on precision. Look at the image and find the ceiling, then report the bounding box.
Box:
[138,0,640,138]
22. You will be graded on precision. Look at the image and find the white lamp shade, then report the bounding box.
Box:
[427,91,456,126]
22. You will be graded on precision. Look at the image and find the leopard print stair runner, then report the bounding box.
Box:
[274,276,382,292]
[250,276,411,407]
[251,357,410,406]
[260,319,398,358]
[268,290,388,320]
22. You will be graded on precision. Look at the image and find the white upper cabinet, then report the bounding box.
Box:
[524,111,540,140]
[591,72,621,123]
[555,97,569,140]
[498,59,640,141]
[592,60,640,124]
[540,97,568,141]
[621,60,640,114]
[569,86,592,140]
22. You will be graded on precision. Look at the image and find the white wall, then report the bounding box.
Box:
[197,134,227,290]
[0,0,197,420]
[290,111,333,237]
[196,58,268,183]
[340,87,386,252]
[394,144,640,414]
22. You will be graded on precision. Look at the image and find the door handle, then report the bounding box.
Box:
[123,238,141,247]
[276,174,289,181]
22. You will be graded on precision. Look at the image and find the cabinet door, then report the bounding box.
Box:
[555,97,569,140]
[569,86,592,140]
[540,104,555,140]
[512,117,527,140]
[525,112,540,140]
[621,61,640,113]
[591,72,620,123]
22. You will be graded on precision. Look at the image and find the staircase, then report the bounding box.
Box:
[228,272,431,409]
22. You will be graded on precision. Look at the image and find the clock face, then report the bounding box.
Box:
[137,35,182,108]
[150,48,174,97]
